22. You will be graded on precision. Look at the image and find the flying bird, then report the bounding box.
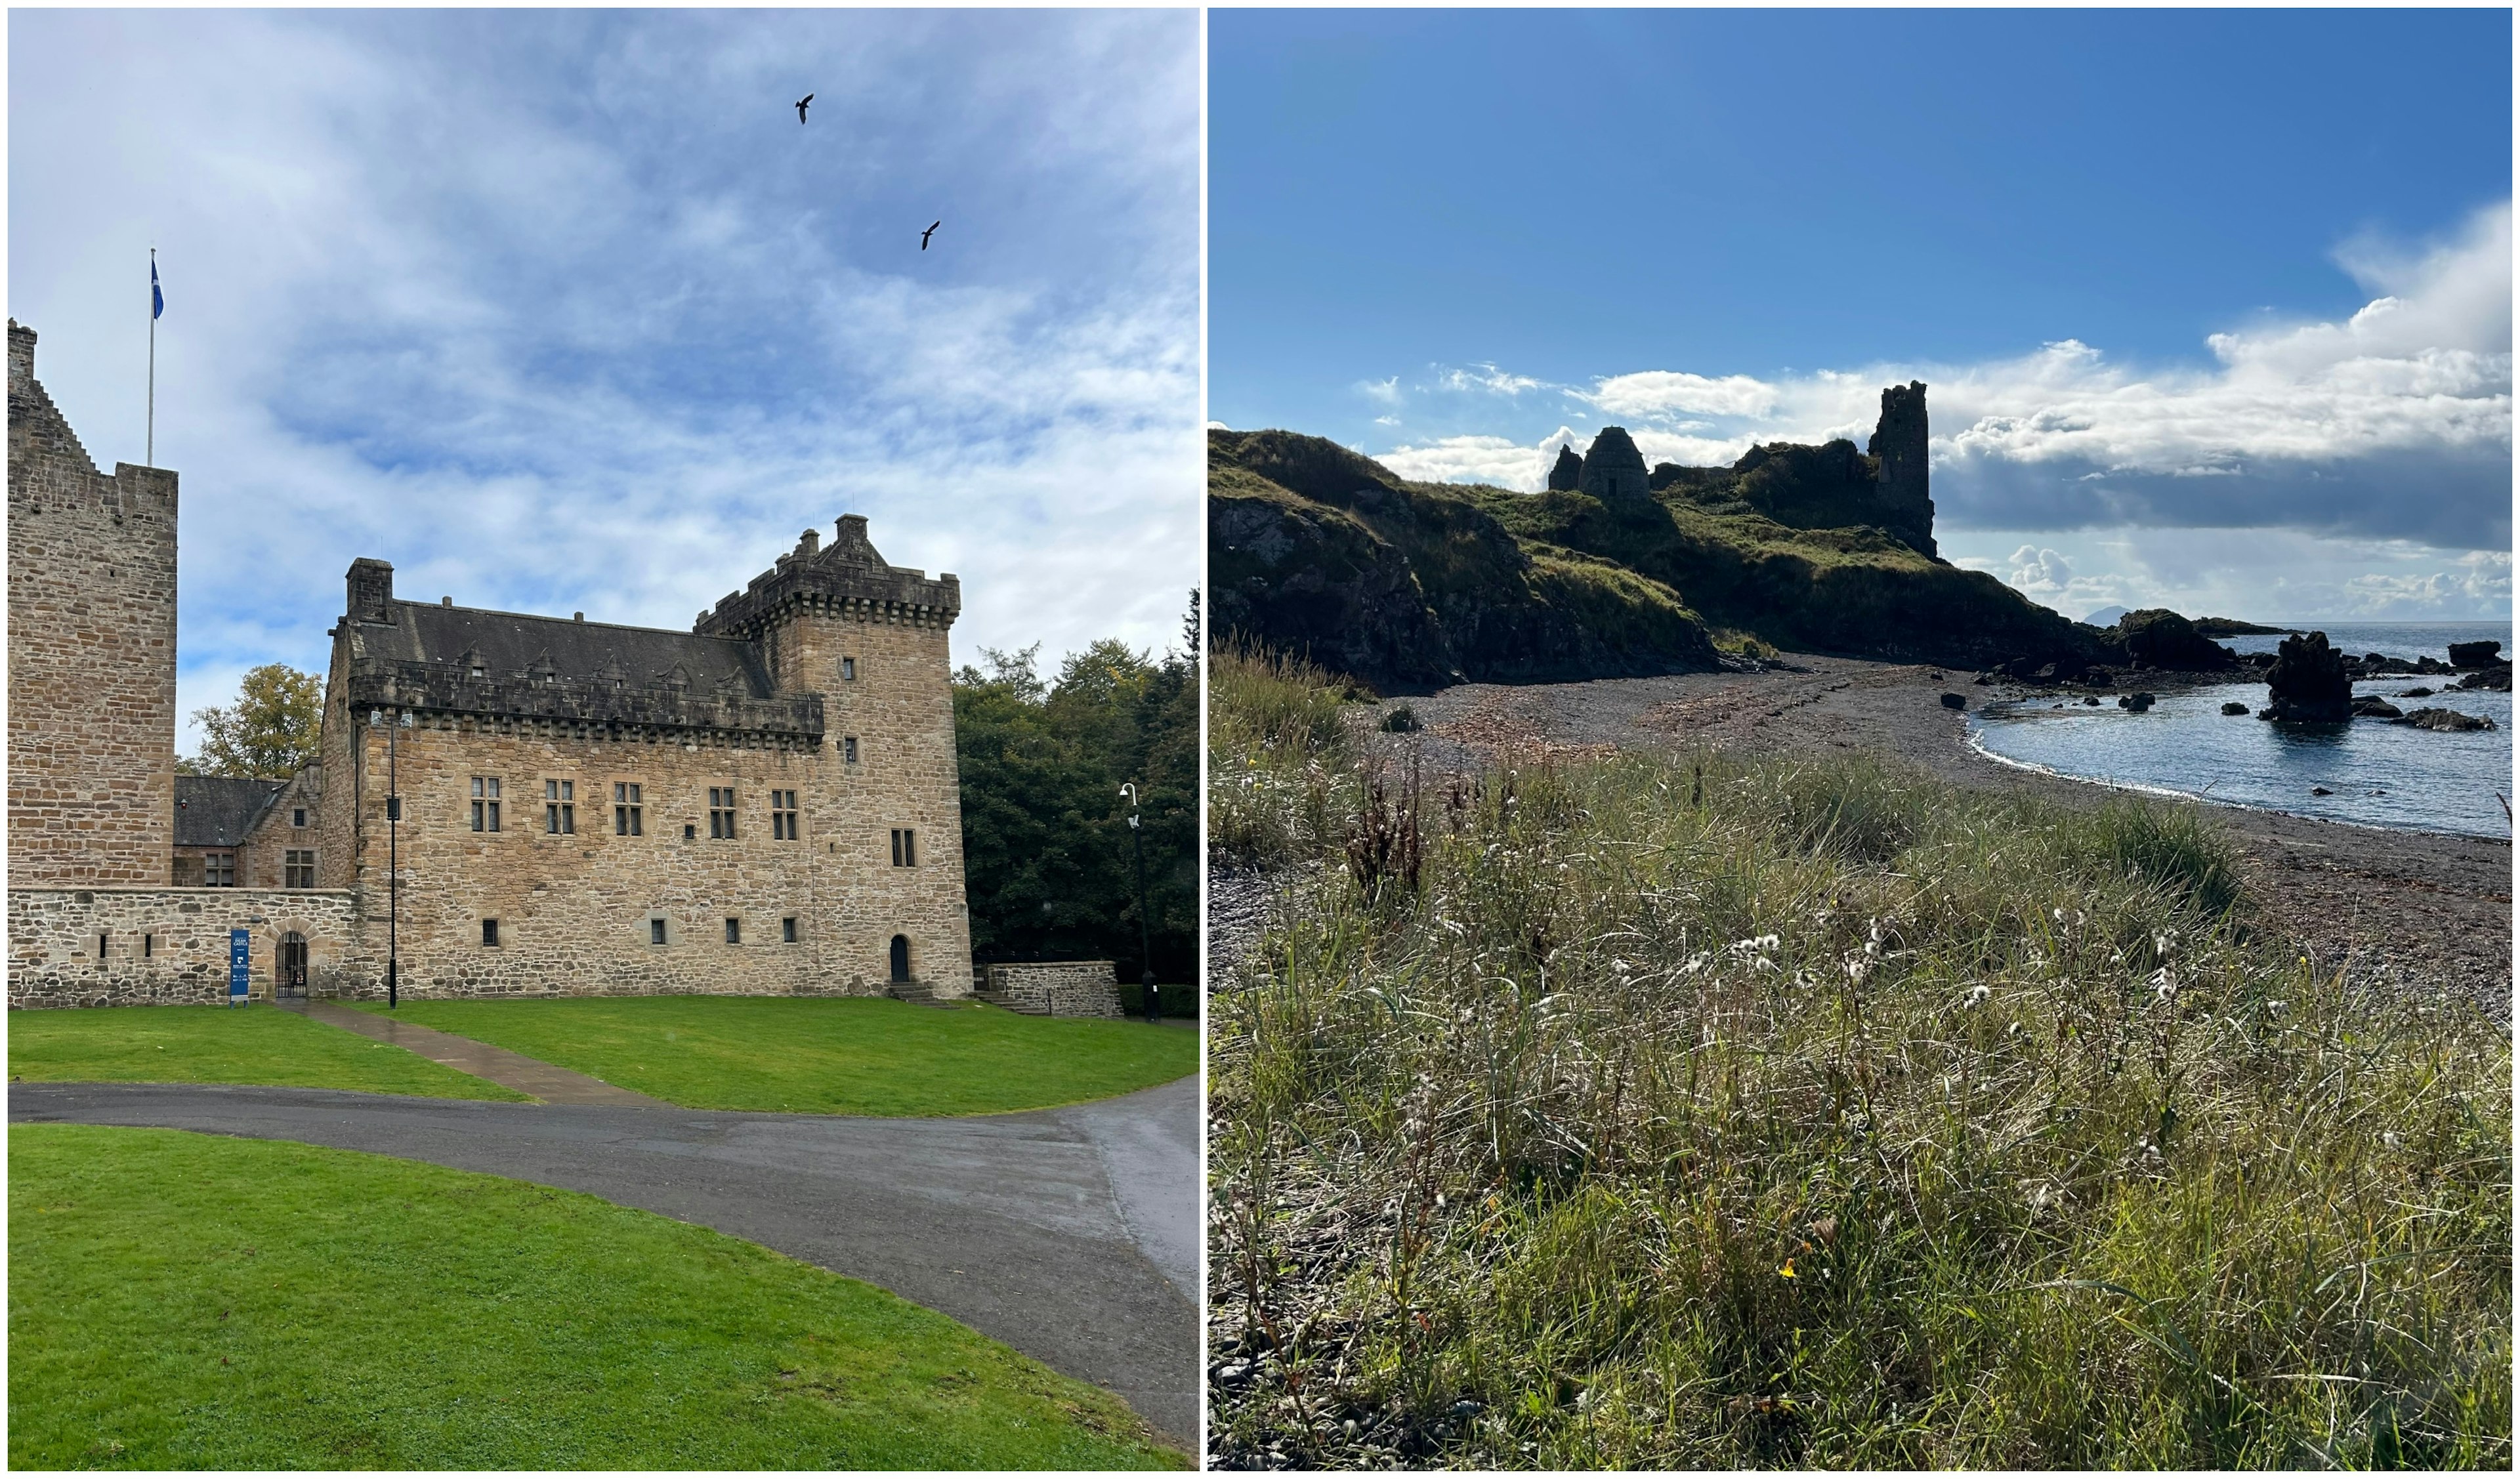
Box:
[921,220,941,250]
[795,94,814,124]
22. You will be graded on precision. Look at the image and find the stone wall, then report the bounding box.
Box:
[984,961,1124,1018]
[7,321,179,886]
[8,887,362,1009]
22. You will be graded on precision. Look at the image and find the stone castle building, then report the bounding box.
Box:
[7,319,974,1006]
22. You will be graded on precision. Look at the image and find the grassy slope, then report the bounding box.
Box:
[362,996,1196,1115]
[1207,650,2511,1469]
[10,1125,1181,1470]
[8,1003,528,1102]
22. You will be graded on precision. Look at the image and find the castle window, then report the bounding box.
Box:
[891,828,917,867]
[771,789,799,840]
[97,932,109,960]
[482,919,501,947]
[203,852,236,887]
[841,656,857,682]
[144,934,154,958]
[782,916,798,944]
[471,777,501,832]
[614,782,642,836]
[649,917,667,946]
[292,807,307,828]
[843,736,859,764]
[284,850,316,888]
[545,780,575,835]
[724,917,742,944]
[708,786,738,839]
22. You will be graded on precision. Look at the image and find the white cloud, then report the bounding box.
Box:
[1941,528,2511,622]
[1356,375,1401,406]
[1432,362,1546,396]
[1586,369,1778,419]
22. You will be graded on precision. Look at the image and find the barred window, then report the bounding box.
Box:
[471,776,501,832]
[843,736,859,764]
[284,849,316,889]
[482,919,501,947]
[614,782,642,836]
[891,827,917,867]
[782,916,798,944]
[649,917,667,946]
[724,917,742,945]
[545,779,575,835]
[771,789,800,840]
[708,786,738,839]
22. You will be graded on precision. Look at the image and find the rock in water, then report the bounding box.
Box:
[2448,639,2504,669]
[1576,427,1651,502]
[1546,443,1582,492]
[2109,609,2238,671]
[2221,701,2250,715]
[2351,696,2403,719]
[1939,692,1965,710]
[2116,692,2156,712]
[2455,664,2513,692]
[2261,631,2351,722]
[2399,707,2496,732]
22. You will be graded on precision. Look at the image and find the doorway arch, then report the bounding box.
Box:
[888,934,912,984]
[276,932,309,999]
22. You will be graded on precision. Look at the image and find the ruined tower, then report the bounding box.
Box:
[1868,381,1935,559]
[7,321,180,885]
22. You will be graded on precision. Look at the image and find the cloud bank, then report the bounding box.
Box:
[10,10,1200,753]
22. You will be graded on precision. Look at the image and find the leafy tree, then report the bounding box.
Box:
[180,664,324,778]
[954,595,1200,986]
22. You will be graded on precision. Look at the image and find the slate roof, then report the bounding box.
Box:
[362,602,772,696]
[174,776,285,848]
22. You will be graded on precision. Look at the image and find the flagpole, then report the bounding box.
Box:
[146,247,156,467]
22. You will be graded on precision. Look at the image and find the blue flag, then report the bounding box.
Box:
[152,259,163,320]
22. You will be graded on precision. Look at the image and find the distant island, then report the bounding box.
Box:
[2193,616,2298,636]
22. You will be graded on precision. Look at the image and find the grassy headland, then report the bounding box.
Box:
[10,1124,1183,1469]
[1206,646,2511,1469]
[363,995,1196,1115]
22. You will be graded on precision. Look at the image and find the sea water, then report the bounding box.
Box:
[1968,621,2514,839]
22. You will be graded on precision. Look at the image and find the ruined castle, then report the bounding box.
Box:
[7,319,974,1006]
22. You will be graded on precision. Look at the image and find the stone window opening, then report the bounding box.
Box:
[284,849,316,889]
[204,852,236,887]
[96,932,108,961]
[649,916,668,946]
[614,782,642,836]
[292,807,308,828]
[843,736,860,764]
[891,827,917,867]
[840,656,857,682]
[724,917,742,945]
[708,786,738,839]
[771,789,799,840]
[482,918,501,948]
[471,776,502,832]
[546,780,575,835]
[782,916,798,944]
[684,823,698,841]
[144,934,155,959]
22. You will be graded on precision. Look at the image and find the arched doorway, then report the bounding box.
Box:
[888,934,912,984]
[276,932,309,999]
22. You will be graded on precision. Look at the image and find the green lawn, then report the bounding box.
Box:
[8,1003,527,1102]
[362,996,1198,1115]
[10,1124,1183,1470]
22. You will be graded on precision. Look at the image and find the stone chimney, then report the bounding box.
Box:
[346,558,397,625]
[797,527,822,559]
[7,320,33,390]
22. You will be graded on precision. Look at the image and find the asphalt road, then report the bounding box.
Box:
[9,1073,1200,1447]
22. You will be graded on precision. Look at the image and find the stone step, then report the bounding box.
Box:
[883,983,961,1010]
[973,988,1051,1016]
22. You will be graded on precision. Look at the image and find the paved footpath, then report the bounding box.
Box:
[10,1072,1200,1446]
[282,999,667,1105]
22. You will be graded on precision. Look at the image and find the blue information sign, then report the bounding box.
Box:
[228,929,251,1004]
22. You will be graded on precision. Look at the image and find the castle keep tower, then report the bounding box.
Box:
[1867,381,1935,559]
[7,321,180,885]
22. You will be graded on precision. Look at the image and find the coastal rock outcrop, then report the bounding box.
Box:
[1547,444,1583,492]
[1575,427,1651,502]
[2220,701,2250,715]
[2107,609,2238,670]
[2351,696,2404,719]
[2400,707,2496,732]
[2258,631,2352,722]
[2448,639,2504,669]
[2455,664,2513,692]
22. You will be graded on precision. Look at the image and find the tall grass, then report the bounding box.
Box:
[1208,675,2510,1469]
[1208,642,1360,867]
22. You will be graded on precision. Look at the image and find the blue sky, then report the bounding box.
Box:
[1211,9,2512,624]
[11,9,1199,754]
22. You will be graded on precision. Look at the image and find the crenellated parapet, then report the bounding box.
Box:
[695,514,960,641]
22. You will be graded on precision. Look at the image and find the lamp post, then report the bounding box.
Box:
[1120,783,1158,1024]
[372,708,408,1008]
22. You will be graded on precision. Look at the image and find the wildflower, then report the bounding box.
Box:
[1777,1259,1797,1278]
[1965,984,1992,1009]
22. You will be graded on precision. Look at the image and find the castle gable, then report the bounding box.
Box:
[696,514,960,640]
